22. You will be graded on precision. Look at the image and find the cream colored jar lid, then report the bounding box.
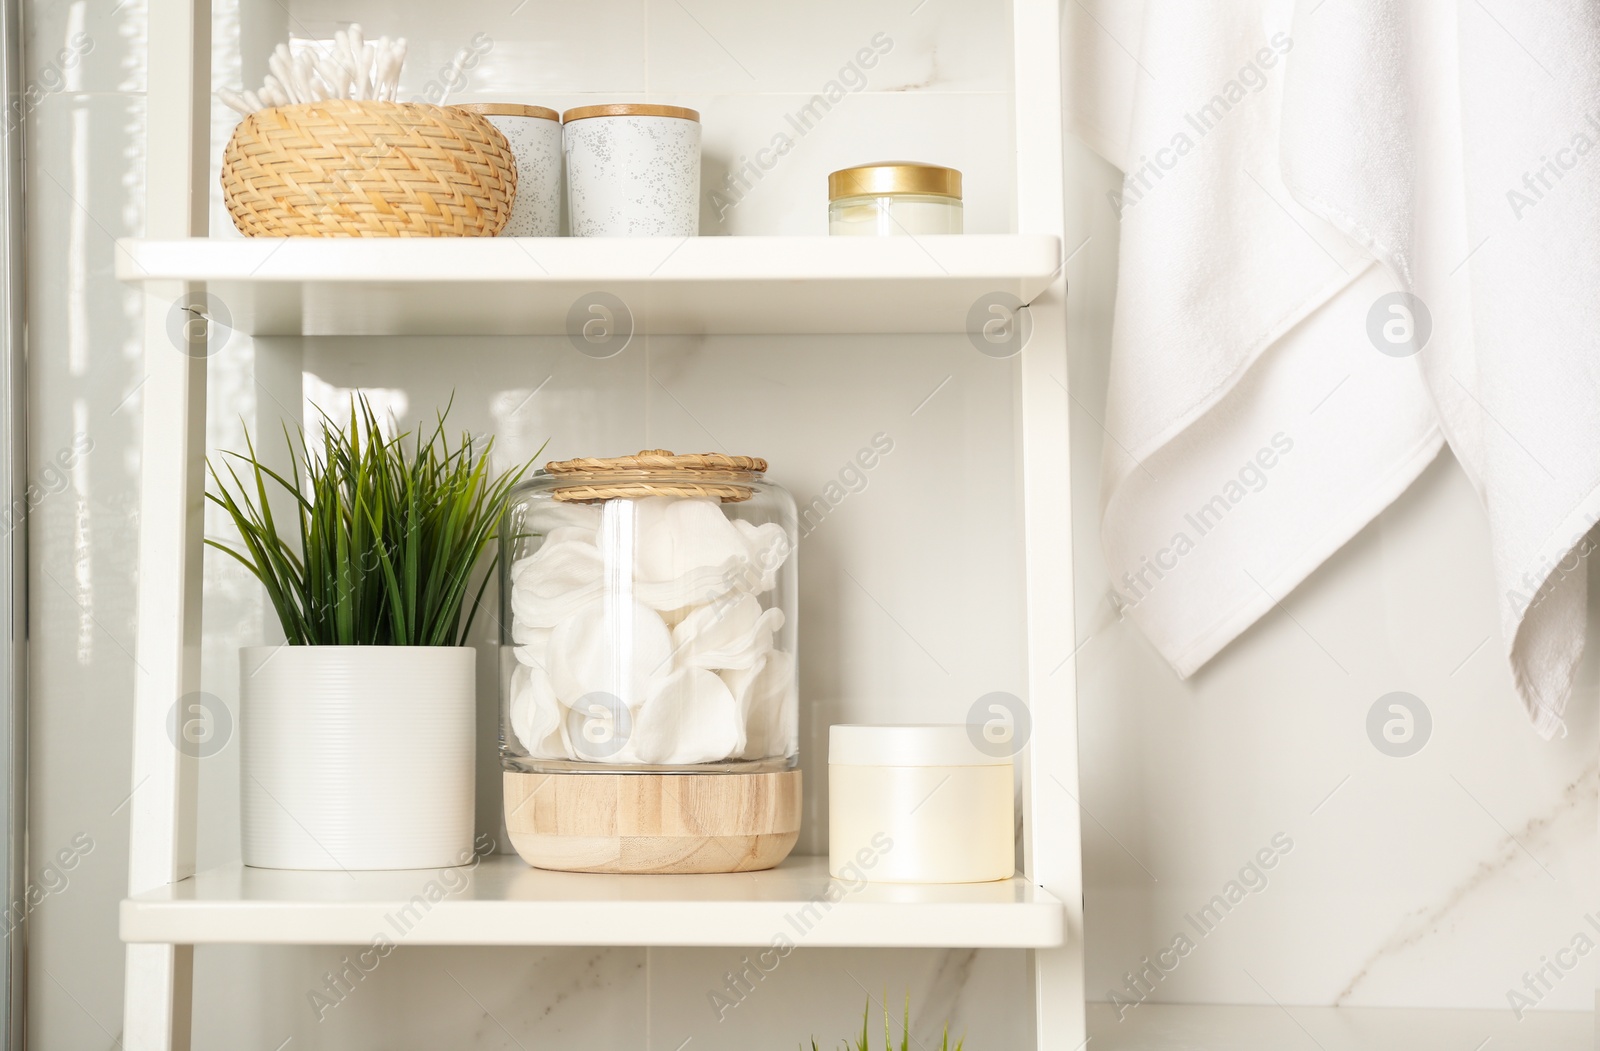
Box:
[830,724,1011,767]
[453,103,559,121]
[562,103,701,124]
[828,162,963,201]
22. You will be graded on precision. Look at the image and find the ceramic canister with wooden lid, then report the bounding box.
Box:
[453,103,563,236]
[562,104,701,236]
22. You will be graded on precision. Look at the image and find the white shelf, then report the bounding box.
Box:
[114,235,1062,336]
[120,855,1064,948]
[1085,1003,1589,1050]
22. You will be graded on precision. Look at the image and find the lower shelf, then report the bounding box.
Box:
[1086,1003,1590,1050]
[120,854,1063,948]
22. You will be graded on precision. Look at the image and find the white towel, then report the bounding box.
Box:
[1068,0,1600,735]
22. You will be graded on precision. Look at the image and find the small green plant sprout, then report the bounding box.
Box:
[804,994,965,1051]
[206,394,542,647]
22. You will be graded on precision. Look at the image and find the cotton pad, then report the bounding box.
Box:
[547,596,673,711]
[671,594,784,671]
[508,661,568,760]
[510,537,603,629]
[721,649,798,760]
[631,667,744,765]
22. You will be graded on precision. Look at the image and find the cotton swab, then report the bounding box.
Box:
[219,24,409,115]
[260,74,289,108]
[350,26,370,99]
[391,38,408,98]
[316,45,352,100]
[373,37,392,100]
[268,45,295,101]
[292,51,319,103]
[217,87,251,116]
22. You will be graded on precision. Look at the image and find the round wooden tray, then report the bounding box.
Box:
[504,769,802,874]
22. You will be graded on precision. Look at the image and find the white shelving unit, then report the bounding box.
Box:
[118,1,1083,1047]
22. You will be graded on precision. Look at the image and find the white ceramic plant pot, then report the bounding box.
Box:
[240,645,475,870]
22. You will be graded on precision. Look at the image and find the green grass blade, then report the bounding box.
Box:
[206,392,539,648]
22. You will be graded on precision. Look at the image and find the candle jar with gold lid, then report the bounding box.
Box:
[828,161,964,235]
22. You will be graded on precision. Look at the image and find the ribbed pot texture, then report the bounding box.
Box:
[240,645,475,870]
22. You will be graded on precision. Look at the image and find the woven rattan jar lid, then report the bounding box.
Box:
[544,449,767,503]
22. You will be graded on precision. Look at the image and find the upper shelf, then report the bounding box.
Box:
[115,235,1062,337]
[121,855,1064,948]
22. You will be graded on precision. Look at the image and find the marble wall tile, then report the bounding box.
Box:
[190,944,647,1049]
[646,946,1032,1051]
[1087,1002,1591,1050]
[284,0,649,98]
[642,0,1012,95]
[687,91,1013,236]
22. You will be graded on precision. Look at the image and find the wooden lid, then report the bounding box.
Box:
[546,449,766,474]
[544,449,765,502]
[562,103,701,124]
[828,161,962,200]
[452,102,560,121]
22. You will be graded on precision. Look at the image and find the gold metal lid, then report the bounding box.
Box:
[828,161,962,201]
[452,103,559,121]
[562,104,701,124]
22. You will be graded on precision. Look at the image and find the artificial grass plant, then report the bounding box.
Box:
[808,996,965,1051]
[206,395,540,647]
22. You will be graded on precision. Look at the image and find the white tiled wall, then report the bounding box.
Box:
[22,0,1595,1048]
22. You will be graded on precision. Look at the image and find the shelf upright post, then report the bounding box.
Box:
[1013,0,1087,1046]
[123,0,211,1043]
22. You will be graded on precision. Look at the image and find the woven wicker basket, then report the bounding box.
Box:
[221,100,518,237]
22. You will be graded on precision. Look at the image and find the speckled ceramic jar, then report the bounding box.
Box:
[454,104,562,236]
[562,104,700,237]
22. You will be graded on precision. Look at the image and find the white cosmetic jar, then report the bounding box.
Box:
[563,104,701,237]
[453,104,562,236]
[829,724,1014,884]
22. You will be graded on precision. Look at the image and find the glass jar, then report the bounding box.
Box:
[828,161,963,236]
[500,450,798,774]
